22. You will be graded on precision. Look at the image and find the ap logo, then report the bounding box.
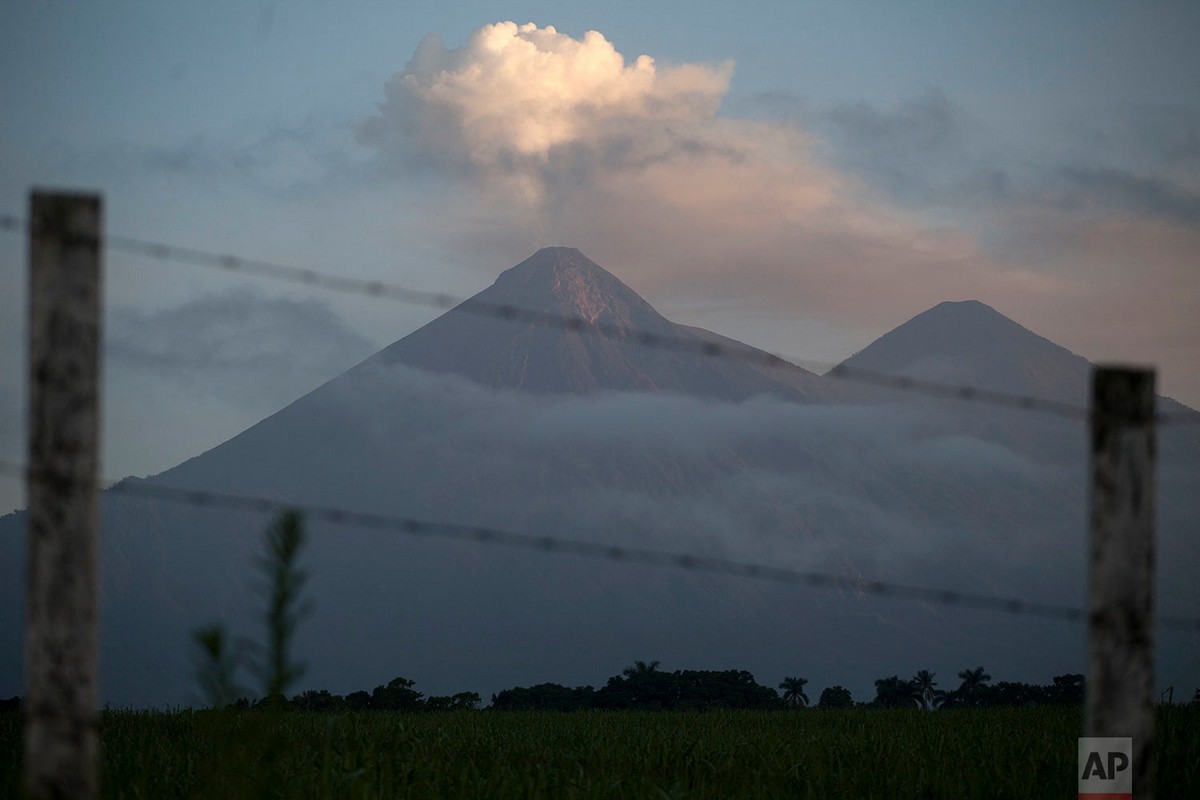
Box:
[1078,737,1132,799]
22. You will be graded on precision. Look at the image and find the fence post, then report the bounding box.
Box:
[24,190,103,800]
[1087,365,1155,798]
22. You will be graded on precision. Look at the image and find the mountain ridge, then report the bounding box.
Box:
[371,246,834,401]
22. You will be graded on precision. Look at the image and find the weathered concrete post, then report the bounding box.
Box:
[1087,365,1155,798]
[24,190,103,799]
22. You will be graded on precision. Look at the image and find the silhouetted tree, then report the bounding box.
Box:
[344,690,371,710]
[817,686,853,709]
[189,510,309,710]
[911,670,942,710]
[252,510,309,707]
[451,691,482,710]
[872,675,919,708]
[490,683,595,711]
[426,692,481,711]
[371,677,424,711]
[669,670,779,710]
[1049,674,1085,705]
[597,661,671,709]
[778,677,809,708]
[982,681,1036,707]
[592,668,779,710]
[942,666,992,709]
[957,666,991,692]
[292,689,343,712]
[622,660,661,678]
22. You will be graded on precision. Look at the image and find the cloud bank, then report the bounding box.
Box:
[358,22,733,201]
[108,289,375,406]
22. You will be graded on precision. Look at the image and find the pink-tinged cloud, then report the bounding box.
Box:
[360,22,1200,407]
[358,24,1045,309]
[358,21,732,204]
[978,213,1200,406]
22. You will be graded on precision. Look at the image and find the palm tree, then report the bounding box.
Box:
[622,660,661,678]
[957,666,991,693]
[911,670,941,710]
[778,677,809,708]
[947,666,992,708]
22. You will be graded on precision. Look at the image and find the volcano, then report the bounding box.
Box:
[0,248,1196,709]
[375,246,832,401]
[837,300,1093,404]
[836,299,1197,416]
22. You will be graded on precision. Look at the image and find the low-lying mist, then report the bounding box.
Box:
[1,363,1196,706]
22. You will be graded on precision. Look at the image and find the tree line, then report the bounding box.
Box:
[7,667,1200,714]
[181,661,1090,713]
[485,661,1092,712]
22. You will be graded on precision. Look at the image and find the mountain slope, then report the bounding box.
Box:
[376,247,834,401]
[837,300,1197,415]
[837,300,1092,404]
[151,247,842,504]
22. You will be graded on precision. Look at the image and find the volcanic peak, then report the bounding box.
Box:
[883,299,1064,355]
[491,246,661,326]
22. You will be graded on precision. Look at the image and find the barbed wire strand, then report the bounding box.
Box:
[3,460,1198,632]
[0,213,1138,422]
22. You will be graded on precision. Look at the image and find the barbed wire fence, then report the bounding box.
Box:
[10,211,1197,425]
[5,459,1196,632]
[5,193,1193,798]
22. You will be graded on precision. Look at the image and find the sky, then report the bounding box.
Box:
[1,1,1199,513]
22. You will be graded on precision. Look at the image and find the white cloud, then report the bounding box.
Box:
[357,22,1050,320]
[359,21,732,200]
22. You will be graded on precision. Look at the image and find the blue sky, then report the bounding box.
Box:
[2,1,1198,510]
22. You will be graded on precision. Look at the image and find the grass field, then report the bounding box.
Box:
[2,706,1198,798]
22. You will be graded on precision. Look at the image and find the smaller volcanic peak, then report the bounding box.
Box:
[837,300,1093,404]
[873,300,1062,360]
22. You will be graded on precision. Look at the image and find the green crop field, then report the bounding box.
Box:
[2,706,1198,799]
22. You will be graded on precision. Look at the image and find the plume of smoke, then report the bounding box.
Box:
[357,21,733,205]
[356,22,1056,326]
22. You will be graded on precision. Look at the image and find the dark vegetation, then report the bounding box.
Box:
[492,659,777,711]
[0,666,1103,714]
[3,705,1199,799]
[867,667,1086,710]
[483,663,1089,712]
[193,509,309,711]
[55,659,1091,714]
[3,513,1199,797]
